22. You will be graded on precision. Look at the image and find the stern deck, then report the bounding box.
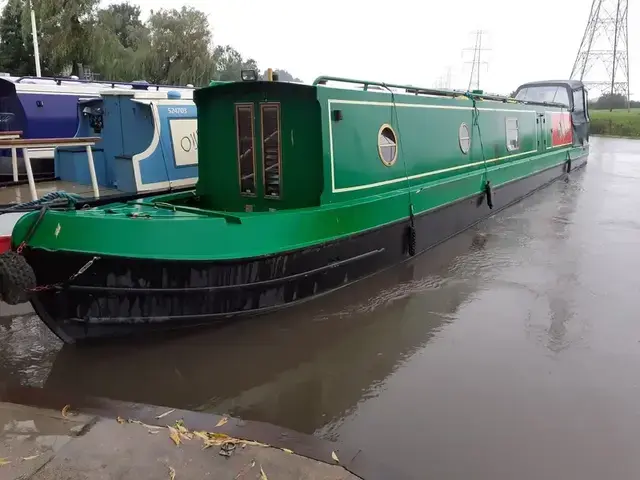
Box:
[0,179,122,236]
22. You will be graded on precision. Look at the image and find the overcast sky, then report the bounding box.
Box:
[104,0,636,99]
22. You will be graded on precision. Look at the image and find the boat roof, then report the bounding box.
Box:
[0,75,196,97]
[516,79,585,90]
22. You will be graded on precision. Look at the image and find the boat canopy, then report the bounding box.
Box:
[513,80,585,110]
[514,79,589,146]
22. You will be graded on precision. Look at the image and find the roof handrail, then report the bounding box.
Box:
[312,75,571,108]
[313,75,464,99]
[13,76,196,91]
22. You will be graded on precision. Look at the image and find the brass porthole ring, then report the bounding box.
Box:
[378,124,398,167]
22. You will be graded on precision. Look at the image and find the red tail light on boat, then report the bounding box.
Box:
[0,235,11,254]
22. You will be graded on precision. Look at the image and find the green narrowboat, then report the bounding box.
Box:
[6,74,590,343]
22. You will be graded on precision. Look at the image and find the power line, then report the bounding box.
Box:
[462,30,490,91]
[570,0,629,109]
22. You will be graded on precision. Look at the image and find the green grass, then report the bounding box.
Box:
[590,108,640,137]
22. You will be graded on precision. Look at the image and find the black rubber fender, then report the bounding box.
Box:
[0,251,36,305]
[485,180,493,209]
[407,224,417,256]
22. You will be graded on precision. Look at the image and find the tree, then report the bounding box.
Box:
[87,2,149,81]
[587,92,640,110]
[261,68,302,82]
[137,7,214,85]
[0,0,37,75]
[212,45,258,82]
[0,1,305,87]
[97,2,144,50]
[27,0,100,75]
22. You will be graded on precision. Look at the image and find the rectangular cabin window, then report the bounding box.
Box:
[515,86,570,108]
[572,89,585,113]
[506,118,519,152]
[583,89,590,121]
[260,103,282,198]
[235,104,256,196]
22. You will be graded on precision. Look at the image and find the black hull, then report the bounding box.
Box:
[25,155,588,344]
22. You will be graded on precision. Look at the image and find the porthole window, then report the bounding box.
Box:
[378,124,398,166]
[458,123,471,154]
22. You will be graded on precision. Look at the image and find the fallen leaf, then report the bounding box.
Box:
[168,426,181,446]
[244,439,270,448]
[116,416,125,424]
[0,458,10,466]
[170,421,191,441]
[129,420,162,430]
[61,404,71,418]
[193,431,209,441]
[22,455,40,461]
[281,448,293,454]
[260,465,268,480]
[203,439,229,449]
[174,422,192,440]
[331,451,340,463]
[215,416,228,427]
[197,431,270,450]
[168,466,176,480]
[233,459,256,480]
[156,409,175,420]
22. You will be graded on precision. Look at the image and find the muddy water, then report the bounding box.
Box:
[2,136,640,479]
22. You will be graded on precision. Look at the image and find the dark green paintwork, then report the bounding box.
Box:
[196,82,324,212]
[11,78,587,261]
[318,90,539,202]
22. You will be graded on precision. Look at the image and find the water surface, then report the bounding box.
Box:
[2,136,639,479]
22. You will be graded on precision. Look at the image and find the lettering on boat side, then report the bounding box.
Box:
[167,107,189,115]
[169,118,198,166]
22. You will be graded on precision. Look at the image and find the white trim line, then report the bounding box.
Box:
[333,149,538,193]
[17,90,100,97]
[131,102,198,192]
[132,99,195,106]
[329,98,538,113]
[327,98,539,193]
[131,102,160,192]
[24,147,54,159]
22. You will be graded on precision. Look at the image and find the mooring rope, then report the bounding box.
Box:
[381,82,417,255]
[466,92,493,209]
[0,191,85,215]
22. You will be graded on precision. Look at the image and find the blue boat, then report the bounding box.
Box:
[55,87,198,194]
[0,86,198,241]
[0,73,195,181]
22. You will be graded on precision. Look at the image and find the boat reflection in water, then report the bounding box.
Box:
[44,224,494,434]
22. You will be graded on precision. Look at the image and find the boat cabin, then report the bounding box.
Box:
[193,75,588,213]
